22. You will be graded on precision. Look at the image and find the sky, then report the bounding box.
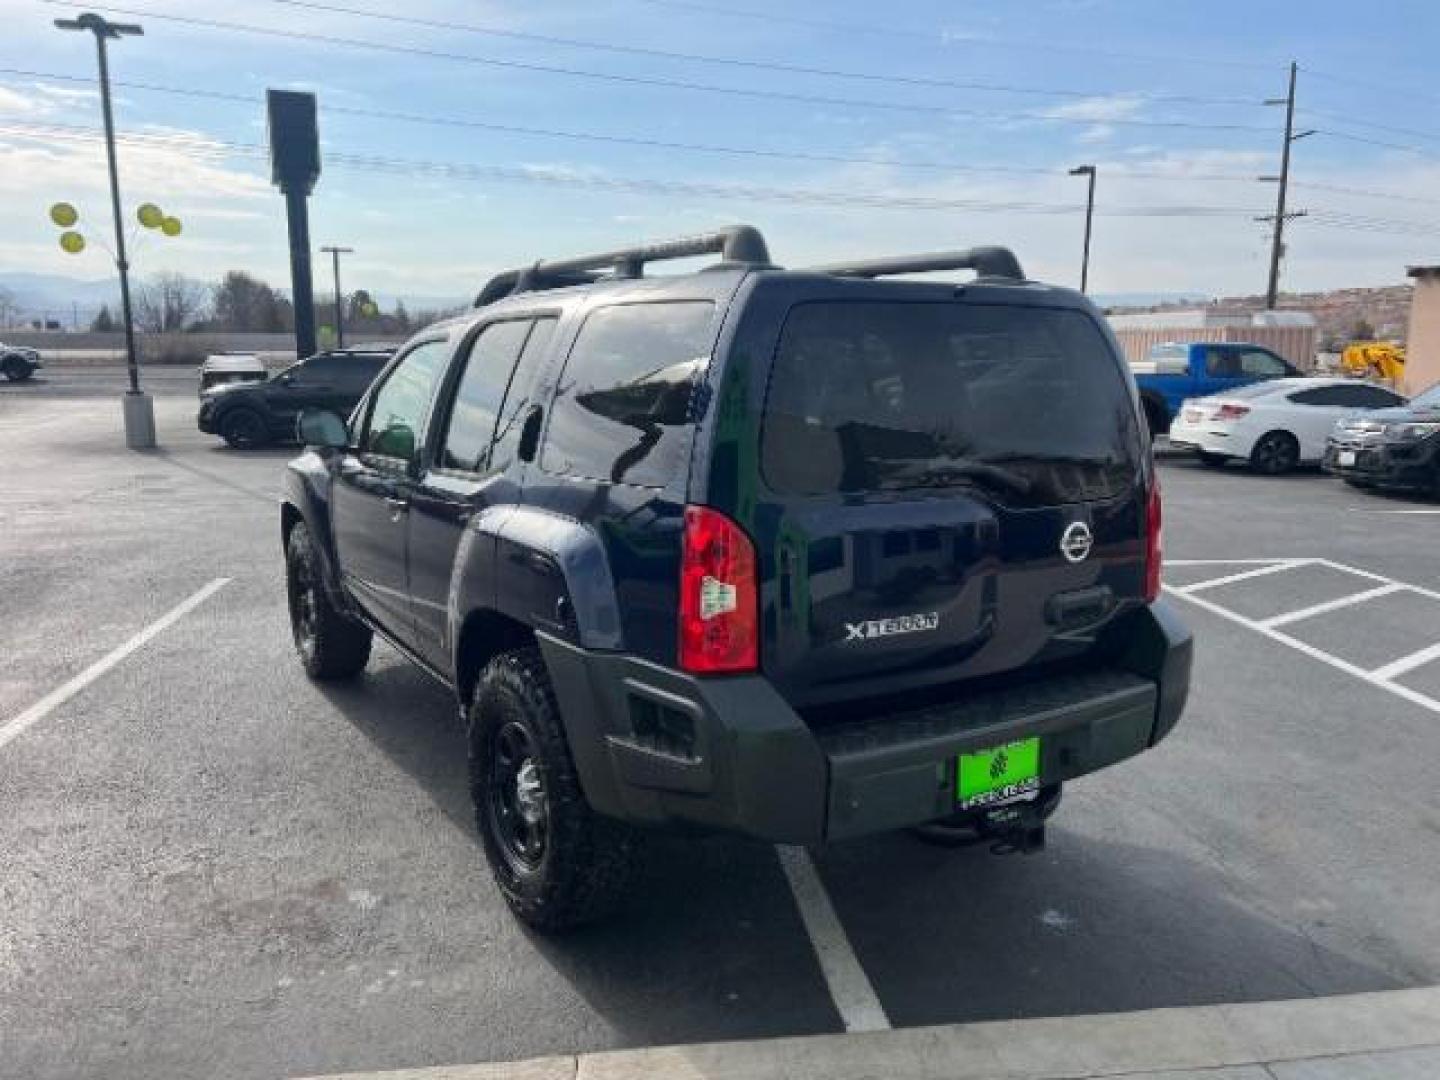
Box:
[1,0,1439,309]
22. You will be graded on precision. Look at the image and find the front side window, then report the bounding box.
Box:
[541,301,714,487]
[439,320,534,472]
[761,301,1141,505]
[361,339,450,462]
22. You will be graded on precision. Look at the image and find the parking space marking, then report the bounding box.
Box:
[1257,583,1407,629]
[776,845,891,1033]
[1172,560,1307,595]
[1371,641,1440,682]
[1165,558,1440,719]
[0,578,231,753]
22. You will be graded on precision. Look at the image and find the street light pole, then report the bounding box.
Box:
[55,12,153,447]
[320,245,353,348]
[1069,165,1097,294]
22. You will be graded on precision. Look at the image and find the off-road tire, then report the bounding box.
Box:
[469,647,638,931]
[1249,431,1300,476]
[285,521,372,680]
[220,407,270,449]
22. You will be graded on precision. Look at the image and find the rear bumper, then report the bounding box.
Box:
[1323,438,1439,490]
[538,600,1192,844]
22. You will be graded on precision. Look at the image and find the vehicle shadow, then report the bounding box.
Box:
[310,656,1409,1048]
[313,656,845,1044]
[812,826,1408,1026]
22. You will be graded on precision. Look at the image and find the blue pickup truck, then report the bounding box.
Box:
[1131,342,1300,436]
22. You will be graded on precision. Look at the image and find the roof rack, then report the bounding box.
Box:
[475,225,772,307]
[806,246,1024,283]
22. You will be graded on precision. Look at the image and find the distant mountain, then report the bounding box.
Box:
[1109,285,1414,347]
[0,272,119,326]
[1093,291,1211,309]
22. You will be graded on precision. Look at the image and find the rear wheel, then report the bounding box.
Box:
[470,647,638,931]
[286,522,371,680]
[1249,431,1300,475]
[220,407,269,449]
[3,357,33,382]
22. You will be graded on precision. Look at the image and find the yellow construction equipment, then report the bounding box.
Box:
[1340,341,1406,383]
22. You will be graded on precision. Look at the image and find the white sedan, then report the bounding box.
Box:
[1167,377,1407,475]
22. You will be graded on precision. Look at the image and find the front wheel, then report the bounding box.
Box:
[220,407,270,449]
[3,358,33,382]
[286,522,372,680]
[470,647,638,931]
[1249,431,1300,475]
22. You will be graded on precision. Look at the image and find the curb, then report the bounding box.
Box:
[298,985,1440,1080]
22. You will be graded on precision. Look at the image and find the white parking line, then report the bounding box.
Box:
[1258,584,1406,629]
[0,578,231,753]
[1172,560,1308,594]
[1371,641,1440,682]
[1165,558,1440,718]
[776,844,891,1033]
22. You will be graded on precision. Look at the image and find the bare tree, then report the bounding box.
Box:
[135,272,210,332]
[0,285,18,329]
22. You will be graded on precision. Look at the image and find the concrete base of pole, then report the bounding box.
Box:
[122,391,156,449]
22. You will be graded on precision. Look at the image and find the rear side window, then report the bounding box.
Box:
[541,301,713,488]
[439,319,534,472]
[491,317,556,470]
[1240,349,1290,377]
[761,302,1141,505]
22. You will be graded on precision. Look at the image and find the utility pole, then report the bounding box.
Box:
[1069,165,1097,294]
[320,245,353,348]
[55,11,153,447]
[1261,62,1315,309]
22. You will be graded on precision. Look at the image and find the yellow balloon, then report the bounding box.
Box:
[50,202,79,228]
[161,216,182,237]
[137,203,164,229]
[59,231,86,254]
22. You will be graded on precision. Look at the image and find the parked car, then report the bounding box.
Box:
[1,342,43,382]
[198,352,267,395]
[1324,381,1440,494]
[1168,377,1407,475]
[279,227,1190,930]
[198,346,393,448]
[1131,341,1300,437]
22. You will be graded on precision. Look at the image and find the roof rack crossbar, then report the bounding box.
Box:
[475,224,771,307]
[805,246,1024,282]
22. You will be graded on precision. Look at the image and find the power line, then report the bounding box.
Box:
[628,0,1284,72]
[35,0,1279,134]
[1312,128,1440,157]
[257,0,1264,108]
[1,65,1272,182]
[1299,66,1440,109]
[1298,107,1440,146]
[14,118,1440,238]
[9,67,1440,211]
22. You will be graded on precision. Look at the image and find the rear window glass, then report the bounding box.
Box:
[540,301,714,488]
[761,302,1141,505]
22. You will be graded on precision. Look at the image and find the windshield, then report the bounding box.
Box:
[1410,383,1440,411]
[761,301,1142,505]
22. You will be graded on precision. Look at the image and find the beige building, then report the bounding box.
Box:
[1107,309,1318,370]
[1405,266,1440,395]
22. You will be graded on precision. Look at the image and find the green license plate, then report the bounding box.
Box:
[956,737,1041,809]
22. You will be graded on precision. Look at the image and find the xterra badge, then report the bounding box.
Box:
[844,613,940,642]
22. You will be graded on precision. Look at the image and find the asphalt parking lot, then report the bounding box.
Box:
[3,367,1440,1080]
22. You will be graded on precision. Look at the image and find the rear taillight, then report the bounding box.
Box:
[1144,479,1163,603]
[679,506,758,675]
[1213,402,1251,421]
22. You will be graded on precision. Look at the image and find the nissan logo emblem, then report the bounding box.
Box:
[1060,521,1093,563]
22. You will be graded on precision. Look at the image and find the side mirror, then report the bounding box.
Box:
[297,408,349,449]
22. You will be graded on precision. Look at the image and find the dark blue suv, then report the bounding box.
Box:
[280,227,1191,929]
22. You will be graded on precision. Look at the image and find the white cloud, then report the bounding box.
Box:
[1044,95,1147,123]
[0,86,44,116]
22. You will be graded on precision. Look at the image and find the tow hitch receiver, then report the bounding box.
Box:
[909,785,1061,851]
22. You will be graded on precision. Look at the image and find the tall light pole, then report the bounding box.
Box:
[1260,62,1314,310]
[1069,165,1097,294]
[320,245,353,348]
[55,12,153,448]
